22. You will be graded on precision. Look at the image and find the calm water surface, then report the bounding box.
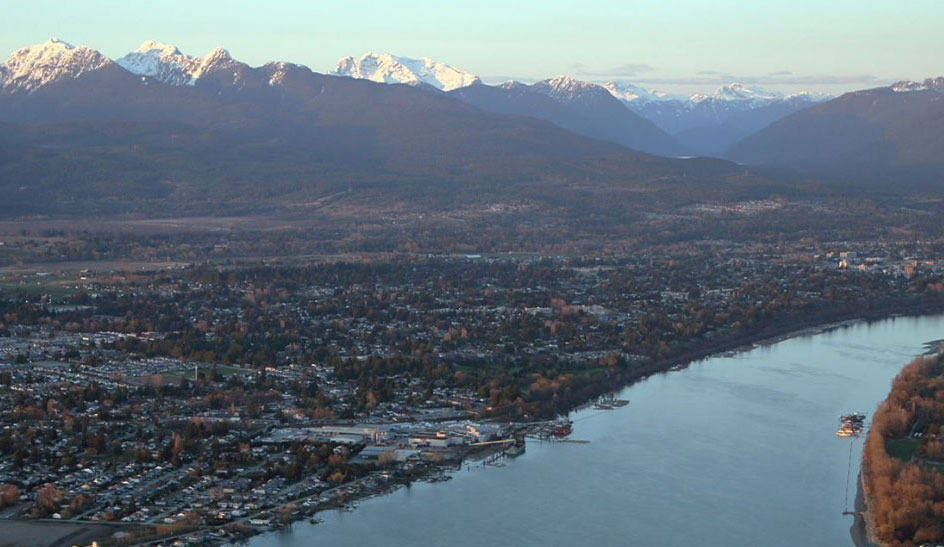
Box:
[248,315,944,547]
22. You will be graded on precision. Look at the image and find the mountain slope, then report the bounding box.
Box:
[727,79,944,170]
[451,77,687,157]
[0,39,705,217]
[329,55,686,157]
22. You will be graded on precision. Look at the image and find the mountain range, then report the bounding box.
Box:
[0,39,834,159]
[1,38,942,218]
[0,39,763,218]
[333,53,831,156]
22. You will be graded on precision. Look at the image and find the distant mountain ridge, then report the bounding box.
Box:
[3,37,938,216]
[329,52,832,156]
[450,75,687,157]
[605,82,831,155]
[0,41,833,159]
[0,38,770,219]
[727,79,944,173]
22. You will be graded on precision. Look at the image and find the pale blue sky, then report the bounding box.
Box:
[3,0,942,96]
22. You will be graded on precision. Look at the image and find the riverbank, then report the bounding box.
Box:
[851,468,879,547]
[548,300,944,420]
[27,307,941,547]
[222,308,944,547]
[233,309,944,546]
[242,313,944,547]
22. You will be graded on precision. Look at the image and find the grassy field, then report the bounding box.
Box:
[885,437,921,461]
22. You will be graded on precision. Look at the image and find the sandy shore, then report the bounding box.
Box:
[850,471,879,547]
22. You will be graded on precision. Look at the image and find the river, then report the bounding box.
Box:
[246,314,944,547]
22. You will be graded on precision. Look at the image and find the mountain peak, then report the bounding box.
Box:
[891,77,944,94]
[499,80,528,90]
[603,80,684,105]
[2,38,112,93]
[332,52,480,91]
[203,47,231,62]
[532,75,609,104]
[136,40,181,56]
[44,37,74,49]
[116,43,237,86]
[542,75,594,90]
[117,41,195,85]
[710,83,783,103]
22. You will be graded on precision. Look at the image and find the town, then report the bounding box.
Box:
[1,241,943,545]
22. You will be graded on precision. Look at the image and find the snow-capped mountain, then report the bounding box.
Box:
[595,81,833,155]
[1,38,113,94]
[891,77,944,93]
[692,83,783,105]
[0,39,834,158]
[332,53,480,91]
[605,80,828,110]
[116,41,237,86]
[530,75,613,104]
[116,40,194,85]
[603,81,683,104]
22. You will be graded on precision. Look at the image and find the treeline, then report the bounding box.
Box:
[863,354,944,546]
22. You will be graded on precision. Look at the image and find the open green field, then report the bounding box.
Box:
[886,438,921,461]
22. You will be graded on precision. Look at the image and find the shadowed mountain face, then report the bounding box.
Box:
[450,78,688,158]
[666,98,825,157]
[727,80,944,177]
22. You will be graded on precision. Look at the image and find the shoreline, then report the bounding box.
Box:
[562,302,944,421]
[228,307,944,547]
[851,469,879,547]
[20,306,942,546]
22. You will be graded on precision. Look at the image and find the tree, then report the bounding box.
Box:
[0,484,19,507]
